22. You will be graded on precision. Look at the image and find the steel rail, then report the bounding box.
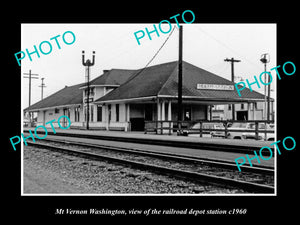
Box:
[41,137,274,175]
[25,141,275,194]
[24,129,271,155]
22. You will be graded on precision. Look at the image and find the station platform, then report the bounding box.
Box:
[23,126,274,151]
[22,127,275,168]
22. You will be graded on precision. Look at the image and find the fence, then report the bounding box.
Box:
[144,120,275,140]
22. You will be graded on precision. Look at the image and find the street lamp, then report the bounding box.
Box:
[82,50,95,130]
[260,53,270,121]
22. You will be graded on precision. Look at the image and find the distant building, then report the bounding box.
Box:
[24,61,271,131]
[212,101,274,121]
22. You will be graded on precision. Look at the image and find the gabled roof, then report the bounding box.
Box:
[25,83,84,111]
[95,61,178,102]
[25,61,269,112]
[81,69,137,87]
[95,61,267,103]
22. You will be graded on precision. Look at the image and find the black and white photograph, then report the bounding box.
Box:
[21,23,277,195]
[3,4,298,221]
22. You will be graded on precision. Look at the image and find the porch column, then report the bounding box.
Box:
[105,105,109,130]
[161,101,165,121]
[43,110,46,126]
[167,101,172,121]
[157,100,161,121]
[125,104,130,132]
[252,102,255,120]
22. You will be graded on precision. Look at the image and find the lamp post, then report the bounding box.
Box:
[82,50,95,130]
[260,53,270,121]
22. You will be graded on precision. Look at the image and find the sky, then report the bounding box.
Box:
[21,23,276,108]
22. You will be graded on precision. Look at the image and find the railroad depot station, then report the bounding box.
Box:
[24,61,274,132]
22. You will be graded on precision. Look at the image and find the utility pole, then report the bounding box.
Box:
[260,53,270,121]
[177,25,183,135]
[23,70,39,123]
[23,70,39,107]
[224,57,241,120]
[82,50,96,130]
[39,78,46,100]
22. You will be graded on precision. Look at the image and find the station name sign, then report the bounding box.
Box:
[197,84,234,91]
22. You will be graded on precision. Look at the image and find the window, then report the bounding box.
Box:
[241,104,244,109]
[90,105,94,122]
[116,104,119,122]
[84,106,93,122]
[85,87,94,97]
[228,104,231,110]
[90,87,94,96]
[184,106,191,121]
[108,105,111,121]
[75,106,80,122]
[97,105,102,122]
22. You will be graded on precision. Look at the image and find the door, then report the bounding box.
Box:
[130,104,145,131]
[236,111,248,120]
[63,108,70,127]
[145,104,153,121]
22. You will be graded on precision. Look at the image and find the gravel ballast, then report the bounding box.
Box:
[23,145,245,194]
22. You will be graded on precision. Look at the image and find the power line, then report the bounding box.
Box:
[141,26,177,69]
[23,70,39,107]
[120,26,177,85]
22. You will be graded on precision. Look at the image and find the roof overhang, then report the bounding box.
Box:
[93,94,271,105]
[158,95,271,104]
[79,84,120,89]
[24,103,82,112]
[94,96,157,104]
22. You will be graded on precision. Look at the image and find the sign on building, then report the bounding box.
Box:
[197,84,234,90]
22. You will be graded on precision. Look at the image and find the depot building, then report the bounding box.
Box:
[24,61,271,131]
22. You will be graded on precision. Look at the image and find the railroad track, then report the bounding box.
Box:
[25,139,275,194]
[25,129,273,155]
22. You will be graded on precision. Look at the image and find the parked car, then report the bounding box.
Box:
[182,122,225,138]
[210,124,227,138]
[23,118,30,127]
[242,123,275,141]
[227,122,274,140]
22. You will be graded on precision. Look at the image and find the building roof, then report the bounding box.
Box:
[81,69,137,88]
[95,61,267,103]
[25,61,270,112]
[25,83,84,111]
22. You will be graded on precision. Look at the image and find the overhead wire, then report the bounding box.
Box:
[119,25,177,85]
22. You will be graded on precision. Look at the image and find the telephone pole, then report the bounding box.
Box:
[23,70,39,107]
[23,70,39,124]
[224,57,241,120]
[39,78,46,100]
[177,25,183,135]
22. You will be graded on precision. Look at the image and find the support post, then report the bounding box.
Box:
[224,57,241,120]
[177,25,183,135]
[167,101,172,121]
